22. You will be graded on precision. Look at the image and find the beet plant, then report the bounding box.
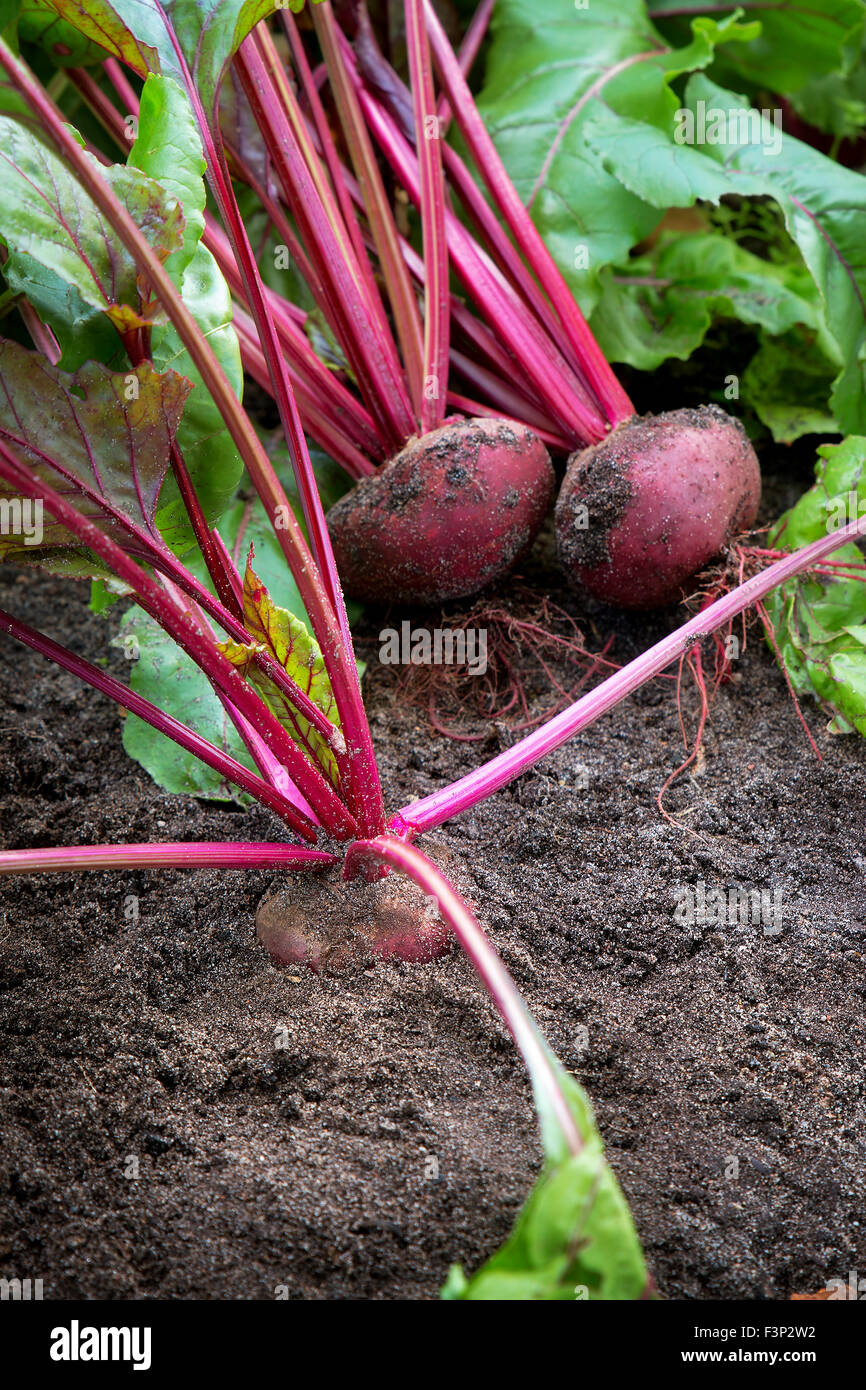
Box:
[1,0,866,1299]
[60,0,560,606]
[209,0,863,620]
[61,0,766,611]
[208,0,762,610]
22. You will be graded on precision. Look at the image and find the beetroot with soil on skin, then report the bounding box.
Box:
[255,862,454,972]
[555,405,761,609]
[326,416,554,604]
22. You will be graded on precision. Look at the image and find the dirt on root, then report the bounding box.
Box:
[0,481,865,1300]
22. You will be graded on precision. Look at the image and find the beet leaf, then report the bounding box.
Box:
[765,437,866,736]
[0,111,182,363]
[0,340,188,571]
[218,554,342,786]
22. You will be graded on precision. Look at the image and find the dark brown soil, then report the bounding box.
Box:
[1,480,865,1300]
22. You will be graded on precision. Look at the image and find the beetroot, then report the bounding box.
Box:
[255,854,459,972]
[327,417,554,604]
[555,406,761,609]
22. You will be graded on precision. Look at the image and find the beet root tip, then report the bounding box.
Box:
[555,405,761,608]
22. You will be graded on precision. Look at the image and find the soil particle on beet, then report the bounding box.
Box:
[1,488,865,1298]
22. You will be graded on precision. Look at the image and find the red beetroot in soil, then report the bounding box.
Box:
[326,416,554,604]
[555,405,761,608]
[255,865,452,972]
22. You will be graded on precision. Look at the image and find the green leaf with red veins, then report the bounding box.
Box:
[0,338,190,565]
[218,555,342,785]
[18,0,117,66]
[0,114,183,365]
[40,0,313,117]
[474,0,757,314]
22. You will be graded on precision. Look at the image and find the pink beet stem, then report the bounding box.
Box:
[349,64,608,443]
[435,0,495,130]
[310,3,426,415]
[0,843,337,875]
[0,394,343,755]
[0,605,319,836]
[150,14,387,835]
[405,0,450,432]
[0,438,357,840]
[0,35,383,835]
[396,514,866,835]
[238,30,415,451]
[422,0,634,429]
[345,835,582,1158]
[231,306,378,479]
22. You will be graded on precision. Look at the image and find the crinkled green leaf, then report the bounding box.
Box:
[741,331,840,442]
[582,74,866,433]
[592,229,819,372]
[0,114,182,363]
[766,436,866,736]
[474,0,757,314]
[0,338,189,566]
[218,554,341,785]
[477,4,866,433]
[443,1063,648,1302]
[650,0,866,95]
